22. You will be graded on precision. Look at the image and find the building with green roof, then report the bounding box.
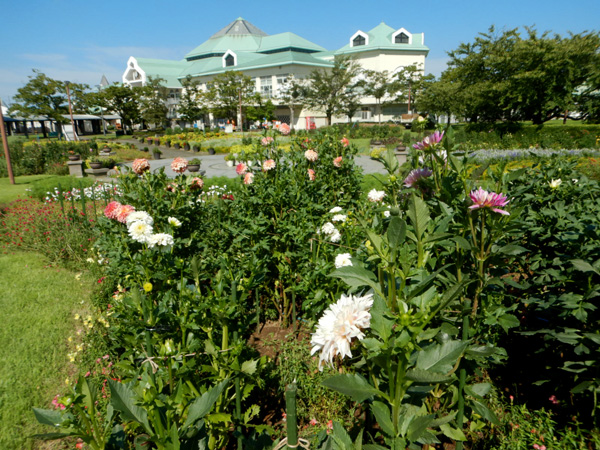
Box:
[122,18,429,129]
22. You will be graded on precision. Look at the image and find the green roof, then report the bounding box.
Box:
[134,58,189,87]
[335,22,429,55]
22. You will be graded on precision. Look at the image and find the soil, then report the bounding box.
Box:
[248,320,310,360]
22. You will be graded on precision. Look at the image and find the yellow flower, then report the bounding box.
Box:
[74,314,80,320]
[65,378,70,386]
[67,336,73,343]
[76,344,84,352]
[143,282,153,292]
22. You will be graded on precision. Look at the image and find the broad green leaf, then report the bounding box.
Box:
[108,379,151,433]
[452,236,472,251]
[466,345,497,358]
[571,381,592,394]
[497,313,520,331]
[470,400,500,425]
[332,421,354,450]
[387,217,406,251]
[166,423,180,450]
[405,368,451,383]
[416,340,468,374]
[322,374,382,403]
[183,379,229,429]
[465,383,492,398]
[241,359,258,375]
[371,401,395,437]
[496,244,528,255]
[407,415,434,442]
[440,423,467,441]
[204,413,232,423]
[329,266,381,295]
[407,195,430,241]
[571,259,598,274]
[32,408,65,427]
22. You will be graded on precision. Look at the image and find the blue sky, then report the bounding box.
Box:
[1,0,599,105]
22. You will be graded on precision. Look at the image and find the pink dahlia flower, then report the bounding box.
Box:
[236,163,248,175]
[404,168,433,188]
[244,172,254,185]
[305,150,318,162]
[340,137,349,147]
[308,168,316,181]
[333,156,343,168]
[104,201,122,220]
[279,123,291,135]
[132,158,150,175]
[263,159,276,171]
[469,187,510,215]
[189,177,204,190]
[261,136,274,146]
[171,157,188,174]
[115,204,135,223]
[413,130,444,151]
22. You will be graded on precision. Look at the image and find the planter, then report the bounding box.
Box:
[90,162,103,169]
[187,164,200,172]
[174,143,181,149]
[184,143,190,151]
[68,155,80,161]
[153,152,162,160]
[208,148,216,155]
[226,160,234,167]
[139,138,145,143]
[192,145,200,152]
[154,140,160,146]
[165,141,171,148]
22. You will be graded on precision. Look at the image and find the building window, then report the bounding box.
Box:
[395,33,409,44]
[260,76,272,98]
[353,35,366,46]
[225,54,235,67]
[276,74,289,95]
[361,108,371,120]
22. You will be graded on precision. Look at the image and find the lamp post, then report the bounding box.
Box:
[0,97,15,184]
[96,84,107,136]
[65,81,78,141]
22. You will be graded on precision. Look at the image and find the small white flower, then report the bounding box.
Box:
[334,253,352,268]
[332,214,347,223]
[549,179,562,189]
[128,221,153,243]
[572,179,578,184]
[147,233,174,251]
[168,217,182,227]
[86,258,94,263]
[125,211,153,226]
[367,189,386,202]
[330,230,341,243]
[319,222,336,235]
[329,206,343,214]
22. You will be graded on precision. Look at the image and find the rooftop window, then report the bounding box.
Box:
[395,33,409,44]
[353,35,366,46]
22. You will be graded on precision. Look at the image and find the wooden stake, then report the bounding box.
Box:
[0,98,15,184]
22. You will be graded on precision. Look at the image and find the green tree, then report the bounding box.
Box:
[419,75,461,125]
[140,76,168,128]
[363,70,394,124]
[392,64,433,115]
[276,74,307,130]
[303,55,362,125]
[205,71,257,125]
[96,83,143,133]
[10,70,90,134]
[246,98,276,124]
[177,76,206,127]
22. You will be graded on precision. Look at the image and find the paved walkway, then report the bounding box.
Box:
[110,138,389,179]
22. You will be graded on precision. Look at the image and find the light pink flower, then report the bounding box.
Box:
[263,159,276,171]
[171,157,188,174]
[309,418,318,426]
[236,163,248,175]
[305,150,318,162]
[115,204,135,223]
[189,177,204,190]
[340,137,349,147]
[333,156,343,168]
[469,187,510,215]
[244,173,254,185]
[308,169,316,181]
[261,136,274,146]
[413,130,444,150]
[403,168,433,188]
[279,123,290,135]
[104,201,121,219]
[549,395,558,405]
[132,158,150,175]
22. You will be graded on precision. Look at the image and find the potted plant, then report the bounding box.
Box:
[89,157,103,169]
[208,147,216,155]
[139,137,145,143]
[153,148,162,160]
[183,142,190,151]
[187,158,202,172]
[165,140,171,148]
[192,143,200,152]
[174,142,181,149]
[143,146,149,152]
[67,151,80,161]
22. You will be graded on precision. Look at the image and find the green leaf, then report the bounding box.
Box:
[204,412,232,423]
[407,195,430,241]
[108,379,151,433]
[465,383,492,398]
[496,244,528,255]
[571,381,592,394]
[470,400,500,425]
[452,236,472,251]
[572,259,599,275]
[241,359,258,375]
[371,401,395,437]
[322,374,382,403]
[329,266,381,294]
[407,415,434,442]
[497,313,520,332]
[440,423,467,441]
[32,408,64,427]
[387,217,406,251]
[416,340,468,374]
[466,345,497,358]
[183,379,229,429]
[332,421,354,450]
[405,368,451,384]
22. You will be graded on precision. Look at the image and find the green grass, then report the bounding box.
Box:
[0,175,56,206]
[0,252,91,449]
[349,138,373,154]
[361,173,388,193]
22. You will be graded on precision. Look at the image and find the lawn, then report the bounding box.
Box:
[0,175,56,205]
[0,252,92,449]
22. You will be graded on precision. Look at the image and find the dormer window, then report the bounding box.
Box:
[353,35,365,46]
[392,28,412,45]
[395,33,409,44]
[350,31,369,48]
[222,50,237,68]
